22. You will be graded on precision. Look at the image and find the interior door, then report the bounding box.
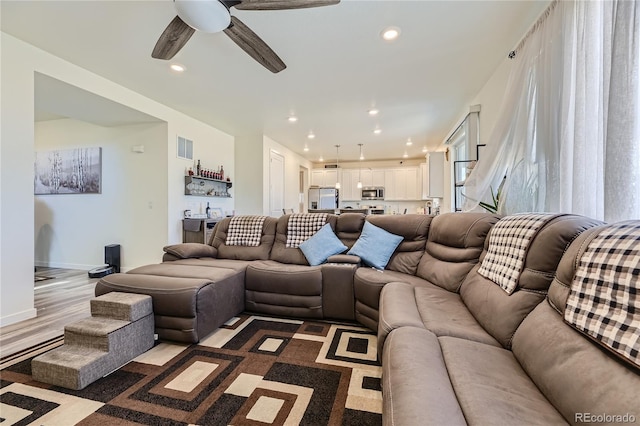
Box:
[269,150,285,217]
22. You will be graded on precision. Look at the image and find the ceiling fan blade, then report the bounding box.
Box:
[152,16,196,60]
[223,16,286,73]
[233,0,339,11]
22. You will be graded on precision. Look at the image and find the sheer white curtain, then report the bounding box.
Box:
[463,0,640,222]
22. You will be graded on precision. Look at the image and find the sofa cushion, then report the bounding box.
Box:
[378,282,500,354]
[299,223,348,266]
[170,258,252,271]
[366,215,432,275]
[354,268,433,330]
[416,212,499,292]
[347,221,403,270]
[512,224,640,422]
[211,216,277,260]
[564,221,640,368]
[335,212,366,248]
[245,260,323,318]
[128,263,240,281]
[478,213,565,294]
[163,243,217,259]
[225,215,268,247]
[286,213,328,248]
[270,215,339,265]
[514,301,640,425]
[439,336,567,425]
[382,327,466,426]
[460,215,603,349]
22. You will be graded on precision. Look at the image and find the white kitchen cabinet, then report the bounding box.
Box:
[340,169,361,201]
[311,169,341,187]
[384,169,396,199]
[384,167,420,200]
[405,167,419,200]
[421,152,445,199]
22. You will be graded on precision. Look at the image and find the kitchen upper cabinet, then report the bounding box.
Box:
[361,169,385,187]
[421,152,445,199]
[311,169,341,187]
[340,169,361,201]
[384,167,420,200]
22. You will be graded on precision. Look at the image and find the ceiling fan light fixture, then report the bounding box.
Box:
[174,0,231,33]
[381,26,401,41]
[170,63,186,72]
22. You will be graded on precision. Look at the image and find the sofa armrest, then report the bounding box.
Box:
[327,254,361,264]
[162,252,180,262]
[163,243,217,260]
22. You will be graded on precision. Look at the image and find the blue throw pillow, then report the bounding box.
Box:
[299,223,348,266]
[348,221,403,270]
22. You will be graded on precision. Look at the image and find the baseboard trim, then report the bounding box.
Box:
[0,308,37,327]
[34,261,97,271]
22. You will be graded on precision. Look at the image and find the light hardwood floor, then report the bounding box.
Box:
[0,267,98,359]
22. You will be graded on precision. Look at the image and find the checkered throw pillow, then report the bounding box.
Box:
[478,213,564,294]
[565,221,640,368]
[225,215,267,247]
[286,213,328,248]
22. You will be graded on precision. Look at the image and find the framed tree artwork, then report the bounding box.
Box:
[34,147,102,194]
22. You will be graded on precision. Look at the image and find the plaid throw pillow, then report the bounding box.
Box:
[478,213,563,294]
[286,213,328,248]
[225,215,267,247]
[565,221,640,368]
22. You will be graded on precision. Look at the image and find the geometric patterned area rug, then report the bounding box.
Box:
[0,314,382,425]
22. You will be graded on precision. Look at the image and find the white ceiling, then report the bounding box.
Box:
[1,0,549,162]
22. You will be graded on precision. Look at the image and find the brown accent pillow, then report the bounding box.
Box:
[163,243,217,259]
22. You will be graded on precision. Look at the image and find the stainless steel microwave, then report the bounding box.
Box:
[361,187,384,200]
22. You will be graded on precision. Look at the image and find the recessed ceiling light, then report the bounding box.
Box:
[403,152,409,158]
[288,116,298,123]
[308,132,316,139]
[170,63,186,72]
[422,146,428,153]
[368,109,379,116]
[319,155,324,162]
[373,128,382,135]
[406,138,413,146]
[303,146,309,152]
[381,26,401,41]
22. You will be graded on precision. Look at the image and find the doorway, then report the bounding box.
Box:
[269,150,285,216]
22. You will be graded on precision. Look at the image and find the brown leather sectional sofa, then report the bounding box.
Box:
[96,212,640,425]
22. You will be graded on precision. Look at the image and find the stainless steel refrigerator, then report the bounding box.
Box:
[308,187,339,210]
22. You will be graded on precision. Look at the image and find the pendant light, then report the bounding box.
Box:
[357,144,363,189]
[334,145,341,189]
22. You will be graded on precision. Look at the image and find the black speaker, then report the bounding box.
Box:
[105,244,121,273]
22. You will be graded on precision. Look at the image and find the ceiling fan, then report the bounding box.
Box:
[152,0,340,73]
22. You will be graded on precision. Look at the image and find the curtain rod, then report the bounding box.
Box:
[508,0,558,59]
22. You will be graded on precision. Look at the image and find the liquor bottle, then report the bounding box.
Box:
[206,202,211,218]
[196,160,201,176]
[220,165,224,180]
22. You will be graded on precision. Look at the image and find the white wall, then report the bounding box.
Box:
[1,33,234,326]
[169,129,234,244]
[440,57,513,213]
[34,119,168,270]
[262,135,313,216]
[234,131,264,215]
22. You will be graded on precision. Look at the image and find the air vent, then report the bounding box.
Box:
[177,136,193,160]
[324,164,338,169]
